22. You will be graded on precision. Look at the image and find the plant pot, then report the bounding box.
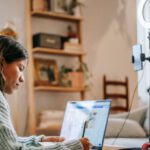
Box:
[67,72,84,88]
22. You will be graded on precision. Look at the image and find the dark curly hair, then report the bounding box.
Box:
[0,35,28,91]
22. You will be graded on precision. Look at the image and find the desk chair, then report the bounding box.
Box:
[103,75,129,113]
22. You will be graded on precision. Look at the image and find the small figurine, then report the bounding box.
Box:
[67,25,79,44]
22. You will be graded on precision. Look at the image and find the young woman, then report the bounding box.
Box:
[0,35,90,150]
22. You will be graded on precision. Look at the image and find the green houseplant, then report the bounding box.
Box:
[60,61,92,89]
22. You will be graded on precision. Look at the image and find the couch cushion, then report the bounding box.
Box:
[110,106,147,126]
[104,138,148,148]
[105,118,146,138]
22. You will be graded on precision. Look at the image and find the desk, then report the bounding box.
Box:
[103,145,124,150]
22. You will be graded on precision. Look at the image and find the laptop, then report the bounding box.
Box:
[60,100,111,150]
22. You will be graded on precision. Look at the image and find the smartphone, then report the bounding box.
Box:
[132,44,143,71]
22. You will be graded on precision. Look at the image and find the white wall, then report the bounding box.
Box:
[0,0,138,135]
[0,0,26,135]
[83,0,138,107]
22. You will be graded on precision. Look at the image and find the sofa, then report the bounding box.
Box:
[104,105,149,148]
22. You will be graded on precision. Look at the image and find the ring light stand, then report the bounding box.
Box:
[138,0,150,149]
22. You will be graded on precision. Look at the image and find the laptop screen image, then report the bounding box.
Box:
[60,100,111,149]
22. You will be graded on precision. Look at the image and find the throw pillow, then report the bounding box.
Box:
[105,118,146,138]
[110,106,147,126]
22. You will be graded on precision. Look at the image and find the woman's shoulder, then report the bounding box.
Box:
[0,91,5,101]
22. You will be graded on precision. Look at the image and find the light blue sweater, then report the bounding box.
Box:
[0,91,83,150]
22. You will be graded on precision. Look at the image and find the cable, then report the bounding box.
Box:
[112,31,150,145]
[111,63,146,145]
[111,46,149,145]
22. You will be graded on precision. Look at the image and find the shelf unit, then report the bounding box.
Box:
[26,0,85,134]
[31,11,83,21]
[35,85,84,92]
[33,47,86,56]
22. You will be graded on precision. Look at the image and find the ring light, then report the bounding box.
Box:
[138,0,150,29]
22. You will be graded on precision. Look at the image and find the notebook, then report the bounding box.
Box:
[60,100,111,150]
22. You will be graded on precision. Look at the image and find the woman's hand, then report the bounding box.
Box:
[41,136,65,142]
[80,138,91,150]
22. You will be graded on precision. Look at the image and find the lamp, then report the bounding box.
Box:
[138,0,150,29]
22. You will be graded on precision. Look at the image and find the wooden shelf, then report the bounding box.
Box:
[27,0,85,135]
[31,11,83,22]
[33,47,85,57]
[35,85,84,92]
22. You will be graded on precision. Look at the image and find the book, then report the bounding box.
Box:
[64,42,82,52]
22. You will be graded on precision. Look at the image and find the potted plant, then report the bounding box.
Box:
[60,61,92,89]
[66,0,85,16]
[60,65,73,87]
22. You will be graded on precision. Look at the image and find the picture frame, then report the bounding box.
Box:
[34,58,59,86]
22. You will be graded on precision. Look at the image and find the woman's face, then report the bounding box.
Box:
[2,59,27,94]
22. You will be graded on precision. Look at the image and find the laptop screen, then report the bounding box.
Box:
[60,100,111,148]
